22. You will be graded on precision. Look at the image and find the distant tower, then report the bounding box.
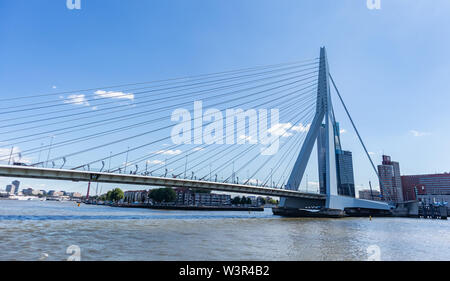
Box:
[12,180,20,195]
[377,155,403,203]
[5,184,14,194]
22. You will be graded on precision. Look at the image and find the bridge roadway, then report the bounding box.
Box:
[0,165,325,200]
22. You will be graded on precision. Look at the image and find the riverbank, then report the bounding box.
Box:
[86,201,265,211]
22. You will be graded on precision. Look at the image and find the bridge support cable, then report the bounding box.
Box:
[0,65,320,130]
[0,73,316,144]
[24,83,318,170]
[0,70,316,146]
[0,61,319,114]
[329,73,391,201]
[119,95,316,176]
[245,99,326,188]
[260,123,312,188]
[3,75,319,161]
[108,91,314,174]
[0,57,318,103]
[239,109,316,185]
[16,81,318,161]
[26,79,319,168]
[0,62,319,123]
[131,98,314,177]
[202,105,316,183]
[328,74,379,180]
[0,69,319,149]
[111,88,318,175]
[247,112,313,187]
[273,99,327,190]
[167,97,317,179]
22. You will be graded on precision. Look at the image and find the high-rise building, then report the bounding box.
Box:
[318,123,355,197]
[336,150,355,197]
[5,181,20,195]
[11,180,20,195]
[377,155,403,203]
[5,184,15,194]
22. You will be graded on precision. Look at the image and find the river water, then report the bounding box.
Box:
[0,200,448,261]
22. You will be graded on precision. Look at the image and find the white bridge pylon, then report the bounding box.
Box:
[280,47,389,212]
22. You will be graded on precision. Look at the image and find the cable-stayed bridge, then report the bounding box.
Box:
[0,47,391,217]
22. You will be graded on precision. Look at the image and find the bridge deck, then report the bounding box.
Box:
[0,165,325,199]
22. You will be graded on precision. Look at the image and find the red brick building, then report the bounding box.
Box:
[401,173,450,202]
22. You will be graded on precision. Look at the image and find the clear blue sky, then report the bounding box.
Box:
[0,0,449,195]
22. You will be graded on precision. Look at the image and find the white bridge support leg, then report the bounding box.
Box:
[278,47,390,215]
[280,47,339,210]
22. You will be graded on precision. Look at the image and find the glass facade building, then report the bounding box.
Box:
[318,123,355,197]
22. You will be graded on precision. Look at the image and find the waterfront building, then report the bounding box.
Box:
[70,192,82,198]
[175,189,231,206]
[123,190,148,203]
[22,188,32,196]
[318,123,355,197]
[401,173,450,203]
[47,190,63,197]
[22,188,43,196]
[5,180,20,195]
[5,184,15,194]
[358,189,382,201]
[377,155,403,203]
[12,180,20,195]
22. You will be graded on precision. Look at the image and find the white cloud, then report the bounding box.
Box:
[192,147,204,152]
[154,149,182,155]
[0,147,32,164]
[368,151,376,156]
[291,123,311,133]
[63,94,90,106]
[52,85,57,89]
[268,122,311,137]
[410,130,430,137]
[340,129,347,134]
[247,178,259,185]
[268,123,293,137]
[146,160,165,165]
[94,90,134,101]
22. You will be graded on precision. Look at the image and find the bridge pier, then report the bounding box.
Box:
[275,196,392,218]
[273,207,346,218]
